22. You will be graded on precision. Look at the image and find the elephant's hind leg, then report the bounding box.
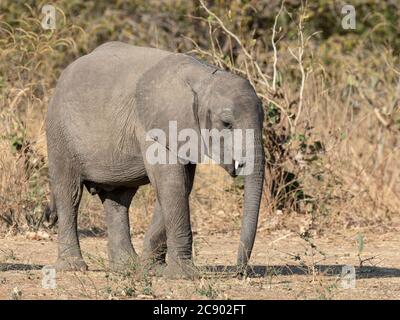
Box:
[99,187,138,271]
[52,167,87,271]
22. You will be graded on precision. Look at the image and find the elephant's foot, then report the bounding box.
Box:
[163,259,199,280]
[141,253,166,266]
[142,245,166,264]
[140,258,166,277]
[144,262,167,277]
[55,257,88,271]
[141,247,167,276]
[109,252,140,272]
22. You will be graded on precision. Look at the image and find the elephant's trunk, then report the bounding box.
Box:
[237,133,265,269]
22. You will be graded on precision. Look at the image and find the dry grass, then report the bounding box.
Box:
[0,0,399,241]
[2,228,400,300]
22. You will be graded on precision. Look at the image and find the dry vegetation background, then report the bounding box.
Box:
[0,0,399,241]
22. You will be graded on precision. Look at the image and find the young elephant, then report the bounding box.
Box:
[45,42,265,277]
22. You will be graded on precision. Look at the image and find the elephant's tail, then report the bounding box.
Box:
[43,192,58,228]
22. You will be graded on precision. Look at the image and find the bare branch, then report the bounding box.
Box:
[272,1,285,92]
[199,0,271,89]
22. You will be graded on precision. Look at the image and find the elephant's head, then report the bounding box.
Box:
[139,55,265,269]
[194,70,265,270]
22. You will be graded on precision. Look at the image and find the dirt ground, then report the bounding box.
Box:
[1,227,400,300]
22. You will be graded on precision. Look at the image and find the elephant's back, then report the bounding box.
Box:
[45,43,174,177]
[47,42,173,130]
[53,42,172,105]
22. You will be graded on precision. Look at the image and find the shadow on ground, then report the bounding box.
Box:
[203,265,400,279]
[2,263,400,280]
[0,263,43,271]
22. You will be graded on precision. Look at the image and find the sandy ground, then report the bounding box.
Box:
[1,229,400,300]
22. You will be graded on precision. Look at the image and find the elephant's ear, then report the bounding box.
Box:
[136,61,203,165]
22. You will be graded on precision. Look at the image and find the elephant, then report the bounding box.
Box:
[45,41,265,278]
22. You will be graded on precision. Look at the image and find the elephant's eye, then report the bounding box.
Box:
[221,120,233,129]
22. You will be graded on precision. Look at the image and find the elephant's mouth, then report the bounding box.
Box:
[225,160,245,177]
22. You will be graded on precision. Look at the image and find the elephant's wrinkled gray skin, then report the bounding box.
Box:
[45,42,265,277]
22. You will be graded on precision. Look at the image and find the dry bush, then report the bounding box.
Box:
[0,137,46,233]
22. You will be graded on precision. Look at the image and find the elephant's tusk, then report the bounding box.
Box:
[235,160,239,170]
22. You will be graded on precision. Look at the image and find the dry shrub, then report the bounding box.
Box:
[0,137,46,233]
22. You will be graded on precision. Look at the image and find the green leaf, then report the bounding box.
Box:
[11,135,24,152]
[267,101,280,125]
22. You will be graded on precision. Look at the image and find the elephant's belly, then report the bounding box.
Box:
[82,156,150,189]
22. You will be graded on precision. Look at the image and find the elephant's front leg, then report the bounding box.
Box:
[150,164,197,278]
